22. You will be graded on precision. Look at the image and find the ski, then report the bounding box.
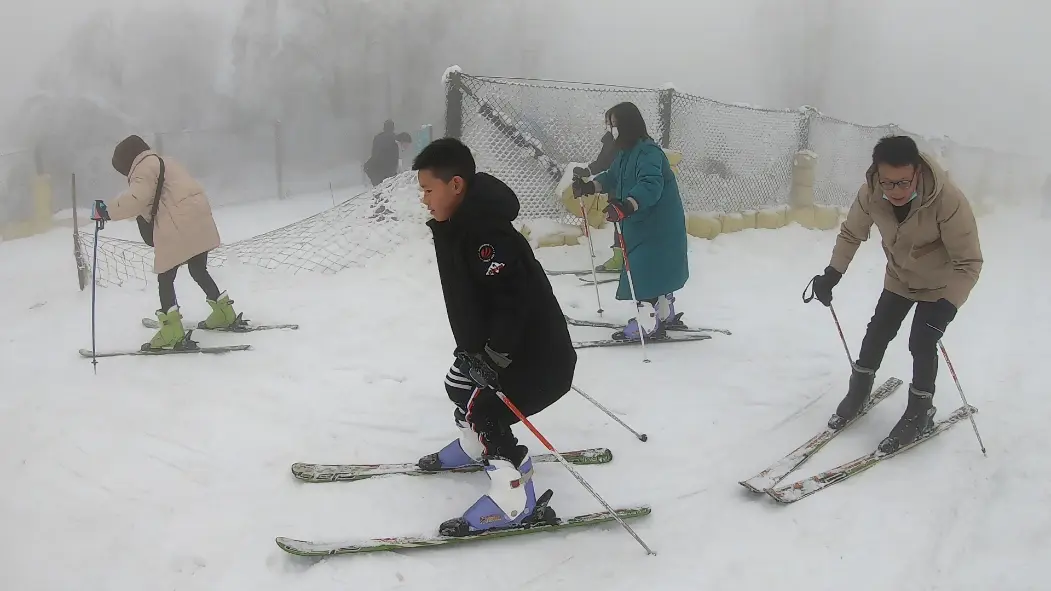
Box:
[766,404,979,504]
[275,504,652,556]
[142,314,298,333]
[739,377,904,493]
[573,332,711,349]
[292,447,613,483]
[566,314,732,336]
[545,268,618,276]
[577,276,618,286]
[80,344,251,358]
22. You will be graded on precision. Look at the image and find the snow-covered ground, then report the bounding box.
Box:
[1,184,1046,590]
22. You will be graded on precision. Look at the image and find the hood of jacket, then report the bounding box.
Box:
[112,135,152,177]
[446,172,520,227]
[864,151,947,210]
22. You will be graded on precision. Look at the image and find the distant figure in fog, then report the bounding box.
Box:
[574,109,623,272]
[364,119,400,186]
[396,132,413,173]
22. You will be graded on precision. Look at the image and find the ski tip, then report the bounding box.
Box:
[738,480,768,494]
[564,447,613,464]
[274,537,317,557]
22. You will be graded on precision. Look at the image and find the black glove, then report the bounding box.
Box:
[805,266,843,307]
[573,166,591,178]
[90,200,110,229]
[572,177,596,198]
[924,298,957,337]
[604,198,637,223]
[456,344,511,391]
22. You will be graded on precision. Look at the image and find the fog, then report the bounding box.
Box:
[0,0,1048,193]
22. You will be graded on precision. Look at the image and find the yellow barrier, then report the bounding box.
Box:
[1,174,54,241]
[535,148,842,248]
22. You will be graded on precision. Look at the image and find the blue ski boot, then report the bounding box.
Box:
[417,408,485,471]
[439,445,556,536]
[612,299,666,341]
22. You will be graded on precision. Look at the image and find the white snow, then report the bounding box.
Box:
[442,64,463,84]
[1,183,1046,591]
[556,161,588,198]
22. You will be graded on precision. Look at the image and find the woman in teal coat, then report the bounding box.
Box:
[572,101,690,341]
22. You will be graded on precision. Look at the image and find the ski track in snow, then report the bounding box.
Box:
[0,187,1046,591]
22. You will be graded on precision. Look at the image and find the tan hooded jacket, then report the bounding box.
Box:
[106,150,221,274]
[829,152,983,309]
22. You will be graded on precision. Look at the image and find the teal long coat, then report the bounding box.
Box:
[594,138,689,301]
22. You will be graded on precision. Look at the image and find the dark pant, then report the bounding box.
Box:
[157,251,221,310]
[444,358,521,461]
[856,290,953,394]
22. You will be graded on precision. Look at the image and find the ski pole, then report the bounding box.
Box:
[827,305,853,364]
[576,195,604,315]
[614,222,649,363]
[572,384,648,442]
[90,215,103,374]
[802,277,852,364]
[937,340,987,456]
[489,387,656,555]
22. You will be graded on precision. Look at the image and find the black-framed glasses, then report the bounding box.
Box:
[878,178,912,190]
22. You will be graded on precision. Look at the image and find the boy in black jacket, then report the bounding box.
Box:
[413,137,577,534]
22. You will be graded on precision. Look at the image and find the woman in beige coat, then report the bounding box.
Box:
[90,135,239,351]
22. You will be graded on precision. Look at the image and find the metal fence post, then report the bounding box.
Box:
[658,87,674,149]
[444,70,463,139]
[274,120,285,199]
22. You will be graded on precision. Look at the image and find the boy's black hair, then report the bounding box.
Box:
[412,137,476,183]
[606,102,652,149]
[872,135,921,168]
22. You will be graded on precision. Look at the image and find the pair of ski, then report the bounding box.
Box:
[77,314,298,359]
[278,446,651,556]
[566,314,731,350]
[740,376,979,503]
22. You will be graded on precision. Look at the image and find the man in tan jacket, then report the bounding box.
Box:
[808,135,982,454]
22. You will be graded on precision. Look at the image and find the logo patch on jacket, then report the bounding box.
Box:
[485,262,505,276]
[478,243,495,262]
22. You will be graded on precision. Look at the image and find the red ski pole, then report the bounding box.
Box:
[937,341,987,456]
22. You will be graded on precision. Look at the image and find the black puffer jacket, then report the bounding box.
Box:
[427,172,576,412]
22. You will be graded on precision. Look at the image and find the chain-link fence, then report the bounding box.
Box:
[78,171,429,289]
[446,72,1044,219]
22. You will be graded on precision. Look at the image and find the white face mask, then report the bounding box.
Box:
[610,126,619,140]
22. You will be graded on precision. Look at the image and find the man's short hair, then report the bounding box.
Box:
[412,137,476,183]
[873,135,921,168]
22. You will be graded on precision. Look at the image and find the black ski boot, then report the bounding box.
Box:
[828,363,876,429]
[878,385,936,454]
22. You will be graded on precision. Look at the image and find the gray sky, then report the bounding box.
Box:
[1,0,1048,157]
[0,0,239,119]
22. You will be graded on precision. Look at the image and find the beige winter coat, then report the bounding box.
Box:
[106,151,221,274]
[829,152,983,309]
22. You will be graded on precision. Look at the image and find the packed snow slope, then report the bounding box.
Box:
[1,185,1045,591]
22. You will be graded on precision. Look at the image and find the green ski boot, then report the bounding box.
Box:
[201,292,238,330]
[596,247,623,272]
[143,306,187,351]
